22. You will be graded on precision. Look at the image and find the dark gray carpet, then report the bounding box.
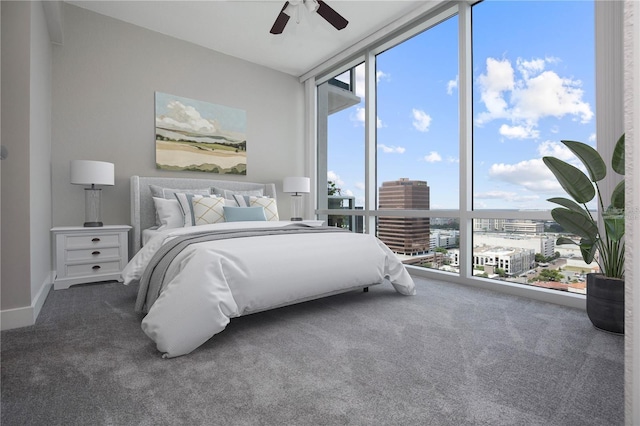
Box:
[1,277,623,425]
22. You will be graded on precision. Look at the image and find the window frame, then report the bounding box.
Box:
[307,0,620,310]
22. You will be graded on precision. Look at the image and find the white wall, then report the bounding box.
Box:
[1,1,53,328]
[30,0,54,309]
[51,4,305,228]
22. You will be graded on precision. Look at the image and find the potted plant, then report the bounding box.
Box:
[542,134,625,334]
[327,180,345,227]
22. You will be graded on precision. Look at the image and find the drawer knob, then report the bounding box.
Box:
[92,265,101,270]
[91,238,101,242]
[91,251,101,255]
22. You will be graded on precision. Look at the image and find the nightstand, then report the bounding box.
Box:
[51,225,131,290]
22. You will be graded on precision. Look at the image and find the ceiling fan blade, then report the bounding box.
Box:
[270,2,291,34]
[316,1,348,30]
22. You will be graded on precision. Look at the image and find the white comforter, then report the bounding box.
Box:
[122,221,416,358]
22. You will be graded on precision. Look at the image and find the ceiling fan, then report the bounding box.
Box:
[270,0,349,35]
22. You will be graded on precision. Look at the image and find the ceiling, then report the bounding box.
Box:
[66,1,425,77]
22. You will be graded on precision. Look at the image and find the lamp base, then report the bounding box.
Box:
[84,221,103,227]
[290,217,303,221]
[84,188,103,227]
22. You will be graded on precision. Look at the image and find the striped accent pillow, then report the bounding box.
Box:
[174,193,212,227]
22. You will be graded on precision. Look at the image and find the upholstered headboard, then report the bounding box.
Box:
[130,175,277,254]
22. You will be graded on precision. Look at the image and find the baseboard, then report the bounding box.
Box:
[1,272,54,331]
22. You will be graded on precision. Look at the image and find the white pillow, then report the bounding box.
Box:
[192,197,226,226]
[152,197,183,230]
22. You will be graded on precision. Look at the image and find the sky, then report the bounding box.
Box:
[326,0,596,211]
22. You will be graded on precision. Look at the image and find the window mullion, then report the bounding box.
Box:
[364,50,377,235]
[458,2,472,280]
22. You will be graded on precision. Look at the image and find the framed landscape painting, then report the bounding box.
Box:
[155,92,247,175]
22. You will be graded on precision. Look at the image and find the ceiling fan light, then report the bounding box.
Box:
[304,0,319,13]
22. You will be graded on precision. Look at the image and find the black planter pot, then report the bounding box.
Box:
[586,273,624,334]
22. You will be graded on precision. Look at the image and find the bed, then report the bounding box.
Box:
[123,176,416,358]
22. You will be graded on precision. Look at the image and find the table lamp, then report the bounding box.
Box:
[70,160,114,227]
[283,177,310,221]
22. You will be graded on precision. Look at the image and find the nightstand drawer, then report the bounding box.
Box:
[65,261,122,278]
[66,247,120,262]
[65,234,120,249]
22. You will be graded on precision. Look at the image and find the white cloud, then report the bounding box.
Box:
[537,140,575,161]
[424,151,442,163]
[342,189,354,197]
[378,144,405,154]
[156,100,217,134]
[354,65,390,98]
[476,58,515,124]
[511,71,593,124]
[499,124,539,139]
[447,75,458,95]
[516,58,545,80]
[412,109,432,132]
[355,182,365,191]
[447,156,459,163]
[474,190,540,203]
[352,107,383,128]
[588,133,596,142]
[377,70,390,83]
[475,56,593,139]
[488,158,560,192]
[475,190,518,200]
[327,171,344,186]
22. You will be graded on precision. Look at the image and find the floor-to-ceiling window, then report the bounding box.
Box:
[376,15,459,269]
[471,0,595,292]
[315,0,599,299]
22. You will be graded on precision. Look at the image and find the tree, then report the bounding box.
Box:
[538,269,563,282]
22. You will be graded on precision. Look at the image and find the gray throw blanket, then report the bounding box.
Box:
[135,224,349,313]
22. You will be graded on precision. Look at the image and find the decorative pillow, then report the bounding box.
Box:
[250,197,279,221]
[192,197,225,226]
[232,195,279,221]
[152,197,183,230]
[150,185,211,199]
[223,206,267,222]
[149,185,211,225]
[174,192,212,227]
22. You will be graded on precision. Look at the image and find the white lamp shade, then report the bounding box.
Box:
[70,160,115,186]
[283,177,310,194]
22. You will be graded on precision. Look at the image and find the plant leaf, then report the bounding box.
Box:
[561,140,606,182]
[611,180,625,209]
[604,213,625,242]
[556,236,578,246]
[579,239,597,264]
[612,133,625,175]
[547,197,590,217]
[551,208,599,240]
[543,157,595,204]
